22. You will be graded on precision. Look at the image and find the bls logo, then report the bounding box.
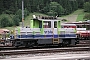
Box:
[44,30,53,34]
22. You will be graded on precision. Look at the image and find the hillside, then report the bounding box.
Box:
[24,9,86,26]
[60,9,86,23]
[2,9,87,30]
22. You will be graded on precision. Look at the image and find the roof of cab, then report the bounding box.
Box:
[33,15,61,21]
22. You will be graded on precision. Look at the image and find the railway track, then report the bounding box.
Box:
[0,40,90,56]
[0,40,90,50]
[0,47,90,56]
[76,40,90,47]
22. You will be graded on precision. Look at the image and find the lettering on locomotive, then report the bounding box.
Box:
[44,30,53,34]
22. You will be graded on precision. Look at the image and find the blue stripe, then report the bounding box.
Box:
[34,35,58,38]
[65,34,76,37]
[27,35,33,38]
[53,35,58,38]
[59,34,76,37]
[17,35,33,38]
[17,34,76,38]
[33,35,41,38]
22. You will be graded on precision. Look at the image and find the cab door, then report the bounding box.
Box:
[52,21,61,44]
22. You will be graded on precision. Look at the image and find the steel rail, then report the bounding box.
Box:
[0,47,90,56]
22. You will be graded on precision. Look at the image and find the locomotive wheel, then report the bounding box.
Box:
[25,41,37,48]
[62,40,70,46]
[12,41,19,48]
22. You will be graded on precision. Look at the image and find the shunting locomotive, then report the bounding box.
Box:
[10,15,78,47]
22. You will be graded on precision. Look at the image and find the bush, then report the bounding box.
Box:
[13,15,20,26]
[0,14,14,27]
[16,9,22,22]
[84,2,90,12]
[24,8,29,17]
[0,16,11,28]
[83,13,90,20]
[16,8,29,22]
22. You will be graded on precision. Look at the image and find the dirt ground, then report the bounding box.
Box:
[60,15,78,23]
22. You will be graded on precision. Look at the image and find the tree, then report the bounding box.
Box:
[70,0,78,12]
[76,0,85,8]
[0,0,81,16]
[43,2,50,14]
[0,16,11,27]
[15,8,29,22]
[0,0,4,14]
[24,0,31,13]
[9,0,16,14]
[13,15,20,26]
[24,8,29,17]
[84,2,90,12]
[16,9,22,22]
[47,2,64,16]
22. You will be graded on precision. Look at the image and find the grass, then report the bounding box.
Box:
[76,14,85,21]
[5,27,16,30]
[76,9,88,22]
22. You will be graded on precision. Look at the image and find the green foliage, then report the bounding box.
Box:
[16,9,22,22]
[43,3,50,14]
[76,14,85,21]
[83,13,90,20]
[47,2,64,16]
[47,10,57,16]
[12,15,20,26]
[70,1,78,12]
[0,15,12,28]
[0,0,86,15]
[0,0,4,14]
[15,9,29,22]
[84,2,90,12]
[76,0,85,8]
[24,8,29,17]
[0,0,89,28]
[76,10,85,22]
[2,0,88,13]
[3,10,13,14]
[0,17,9,27]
